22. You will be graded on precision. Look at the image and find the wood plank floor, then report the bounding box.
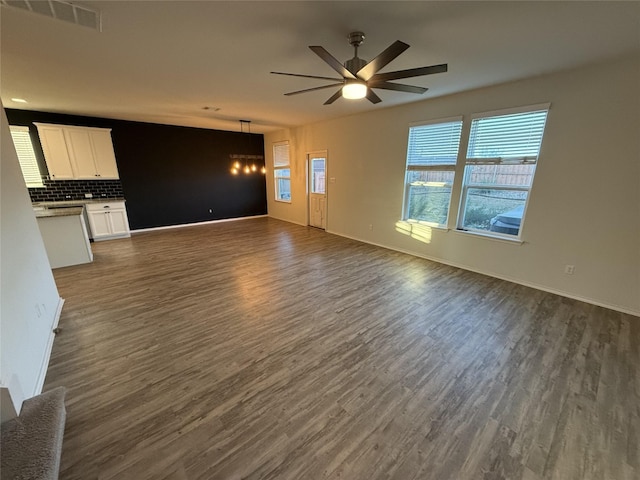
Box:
[44,217,639,480]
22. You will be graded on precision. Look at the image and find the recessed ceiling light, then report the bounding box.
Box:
[11,98,28,103]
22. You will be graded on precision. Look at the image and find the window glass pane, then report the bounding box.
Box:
[275,168,290,178]
[461,188,528,235]
[276,178,291,201]
[311,158,325,194]
[407,120,462,166]
[405,170,454,225]
[403,119,462,227]
[466,164,535,187]
[467,110,548,160]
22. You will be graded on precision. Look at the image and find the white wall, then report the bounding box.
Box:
[1,105,63,416]
[265,54,640,315]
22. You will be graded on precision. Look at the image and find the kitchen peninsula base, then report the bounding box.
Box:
[36,207,93,268]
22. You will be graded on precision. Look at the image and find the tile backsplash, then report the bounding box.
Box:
[29,179,124,202]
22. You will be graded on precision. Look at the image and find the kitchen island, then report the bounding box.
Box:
[35,206,93,268]
[33,198,129,241]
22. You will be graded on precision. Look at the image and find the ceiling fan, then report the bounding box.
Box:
[271,31,448,105]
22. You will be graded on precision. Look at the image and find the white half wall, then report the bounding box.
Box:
[265,54,640,316]
[1,105,63,414]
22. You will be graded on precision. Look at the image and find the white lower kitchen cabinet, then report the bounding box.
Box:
[86,201,130,240]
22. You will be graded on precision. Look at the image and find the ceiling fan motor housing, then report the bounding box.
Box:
[348,31,365,47]
[345,57,367,75]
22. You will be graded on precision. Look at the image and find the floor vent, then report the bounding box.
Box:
[1,0,102,31]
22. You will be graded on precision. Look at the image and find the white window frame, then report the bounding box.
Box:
[457,103,550,240]
[9,125,44,188]
[402,116,463,228]
[273,140,291,203]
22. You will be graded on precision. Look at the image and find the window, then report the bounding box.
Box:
[310,157,325,194]
[9,126,44,187]
[403,118,463,227]
[458,105,549,238]
[273,141,291,202]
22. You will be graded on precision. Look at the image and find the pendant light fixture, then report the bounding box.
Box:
[230,120,265,175]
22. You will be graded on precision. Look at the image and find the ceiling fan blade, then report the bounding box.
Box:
[356,40,410,81]
[370,64,448,82]
[285,83,344,96]
[271,71,343,82]
[368,81,428,94]
[309,46,357,79]
[366,89,382,104]
[324,89,343,105]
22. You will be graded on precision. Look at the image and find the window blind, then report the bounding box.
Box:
[9,126,44,187]
[407,120,462,166]
[273,141,290,167]
[466,109,548,164]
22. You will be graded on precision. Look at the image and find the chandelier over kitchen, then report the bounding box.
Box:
[230,120,266,175]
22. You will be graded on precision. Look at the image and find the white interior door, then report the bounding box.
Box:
[308,152,327,229]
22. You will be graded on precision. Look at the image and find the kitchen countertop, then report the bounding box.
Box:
[32,198,126,208]
[35,206,85,218]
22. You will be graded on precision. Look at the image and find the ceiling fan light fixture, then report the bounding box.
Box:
[342,81,367,100]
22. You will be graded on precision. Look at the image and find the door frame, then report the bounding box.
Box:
[307,150,328,229]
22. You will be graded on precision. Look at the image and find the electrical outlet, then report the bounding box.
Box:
[564,265,575,275]
[369,224,373,230]
[85,193,93,198]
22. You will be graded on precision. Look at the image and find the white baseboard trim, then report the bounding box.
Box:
[267,214,308,227]
[34,296,65,396]
[327,229,640,318]
[131,215,268,234]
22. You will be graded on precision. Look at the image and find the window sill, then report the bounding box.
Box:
[453,228,524,245]
[274,199,291,204]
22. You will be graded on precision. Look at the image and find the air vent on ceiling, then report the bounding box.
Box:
[1,0,102,31]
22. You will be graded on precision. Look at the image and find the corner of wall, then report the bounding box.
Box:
[1,104,62,411]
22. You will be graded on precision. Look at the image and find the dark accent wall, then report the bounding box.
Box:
[6,109,267,230]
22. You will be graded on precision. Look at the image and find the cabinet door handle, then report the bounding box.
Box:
[103,206,110,209]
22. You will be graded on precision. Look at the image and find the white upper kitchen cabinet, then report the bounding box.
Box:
[64,128,97,178]
[88,129,119,178]
[35,123,120,180]
[36,124,75,180]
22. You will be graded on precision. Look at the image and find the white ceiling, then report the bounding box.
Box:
[1,1,639,133]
